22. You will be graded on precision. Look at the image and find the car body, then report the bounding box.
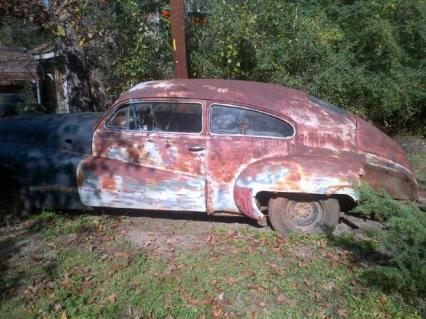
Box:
[0,79,419,234]
[0,93,24,117]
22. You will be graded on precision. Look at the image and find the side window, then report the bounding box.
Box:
[106,107,129,129]
[152,103,202,133]
[106,102,202,133]
[210,104,294,138]
[131,104,155,130]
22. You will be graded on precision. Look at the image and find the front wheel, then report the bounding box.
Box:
[269,197,340,235]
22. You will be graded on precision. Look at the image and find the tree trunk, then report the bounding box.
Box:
[60,23,107,112]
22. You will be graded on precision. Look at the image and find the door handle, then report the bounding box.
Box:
[188,145,205,152]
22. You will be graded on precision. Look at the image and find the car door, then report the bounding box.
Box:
[77,99,207,212]
[206,103,295,215]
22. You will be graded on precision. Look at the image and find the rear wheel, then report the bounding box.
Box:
[269,196,340,235]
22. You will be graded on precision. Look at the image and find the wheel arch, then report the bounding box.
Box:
[233,156,361,224]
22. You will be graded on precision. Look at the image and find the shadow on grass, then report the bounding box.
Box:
[99,207,262,227]
[327,232,389,265]
[0,224,60,305]
[0,207,261,306]
[328,220,426,317]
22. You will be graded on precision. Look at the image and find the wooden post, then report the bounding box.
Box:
[170,0,188,79]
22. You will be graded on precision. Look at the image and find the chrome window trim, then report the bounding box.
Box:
[209,103,296,140]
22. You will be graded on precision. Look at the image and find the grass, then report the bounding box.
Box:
[0,212,423,318]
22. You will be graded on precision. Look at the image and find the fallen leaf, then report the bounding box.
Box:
[108,264,119,276]
[206,234,214,243]
[60,274,70,287]
[212,304,224,319]
[337,308,348,318]
[144,239,154,247]
[81,266,91,274]
[269,262,281,275]
[60,311,67,319]
[115,250,128,257]
[106,293,117,303]
[379,295,387,306]
[166,238,177,245]
[216,292,224,302]
[83,279,96,288]
[304,279,313,286]
[163,264,177,276]
[276,294,286,305]
[314,292,322,301]
[317,239,327,248]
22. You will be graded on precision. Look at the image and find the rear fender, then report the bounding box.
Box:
[234,156,363,222]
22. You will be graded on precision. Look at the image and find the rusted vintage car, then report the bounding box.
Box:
[0,80,419,234]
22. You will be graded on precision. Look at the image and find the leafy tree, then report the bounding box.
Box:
[187,0,426,135]
[1,0,424,135]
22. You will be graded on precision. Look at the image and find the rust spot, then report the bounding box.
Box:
[100,176,117,191]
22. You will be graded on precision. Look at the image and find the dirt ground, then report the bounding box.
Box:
[113,210,380,259]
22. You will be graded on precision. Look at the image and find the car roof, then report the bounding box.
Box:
[117,79,305,113]
[115,79,352,127]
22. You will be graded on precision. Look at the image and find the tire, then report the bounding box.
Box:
[269,196,340,235]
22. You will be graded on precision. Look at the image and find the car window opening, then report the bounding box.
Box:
[106,102,202,133]
[211,104,294,138]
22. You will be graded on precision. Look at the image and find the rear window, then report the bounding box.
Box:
[308,95,348,116]
[210,104,294,138]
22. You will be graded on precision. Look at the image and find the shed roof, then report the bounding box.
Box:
[0,45,43,82]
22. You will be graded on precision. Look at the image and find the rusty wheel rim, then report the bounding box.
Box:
[284,200,324,232]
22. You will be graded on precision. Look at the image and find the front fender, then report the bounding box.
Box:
[233,156,363,222]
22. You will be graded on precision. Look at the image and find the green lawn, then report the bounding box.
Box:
[0,212,422,318]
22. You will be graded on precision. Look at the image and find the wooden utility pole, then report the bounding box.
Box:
[170,0,188,79]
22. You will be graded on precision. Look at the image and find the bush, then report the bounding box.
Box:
[352,184,426,299]
[187,0,426,135]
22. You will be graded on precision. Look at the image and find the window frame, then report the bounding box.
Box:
[104,99,205,135]
[208,103,296,140]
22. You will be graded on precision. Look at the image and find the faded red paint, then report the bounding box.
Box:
[234,186,255,218]
[77,79,419,224]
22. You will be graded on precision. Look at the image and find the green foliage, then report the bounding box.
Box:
[187,0,426,134]
[352,184,426,299]
[2,0,425,133]
[409,153,426,189]
[111,0,174,94]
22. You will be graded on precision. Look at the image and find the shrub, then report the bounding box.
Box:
[352,184,426,299]
[187,0,426,135]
